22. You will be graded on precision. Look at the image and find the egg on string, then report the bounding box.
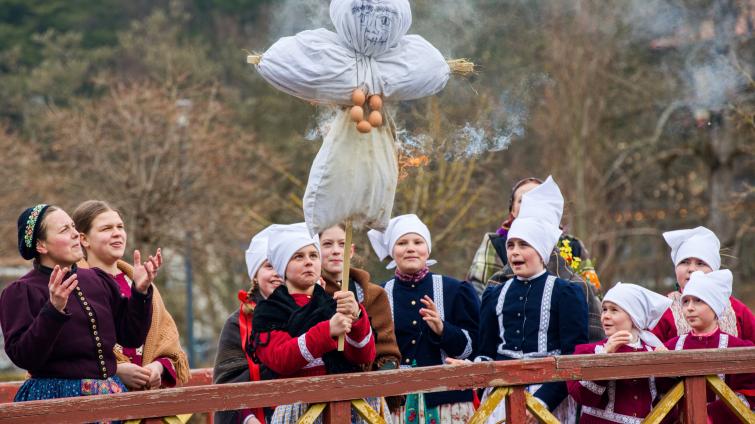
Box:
[351,89,366,106]
[350,105,364,122]
[368,95,382,111]
[350,89,386,133]
[356,120,372,133]
[368,110,383,127]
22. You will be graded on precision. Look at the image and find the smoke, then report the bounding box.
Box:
[622,0,688,41]
[621,0,750,115]
[396,128,432,155]
[304,106,338,141]
[688,55,747,112]
[409,0,482,58]
[269,0,333,39]
[447,72,550,159]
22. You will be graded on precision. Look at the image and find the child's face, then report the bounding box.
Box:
[506,238,544,278]
[319,226,353,279]
[675,257,712,290]
[255,260,283,299]
[284,244,321,292]
[601,301,634,336]
[511,181,540,218]
[392,233,429,274]
[682,295,717,331]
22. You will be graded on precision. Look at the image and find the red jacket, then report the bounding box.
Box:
[652,294,755,344]
[255,293,375,377]
[568,340,671,423]
[665,328,755,423]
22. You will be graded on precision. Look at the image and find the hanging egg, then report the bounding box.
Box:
[351,89,366,106]
[350,105,364,122]
[368,95,383,110]
[356,120,372,133]
[368,110,383,127]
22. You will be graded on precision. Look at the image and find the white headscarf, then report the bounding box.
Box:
[244,224,281,279]
[267,223,320,278]
[507,175,564,263]
[603,283,672,348]
[663,226,721,271]
[329,0,412,56]
[682,269,733,319]
[367,214,436,269]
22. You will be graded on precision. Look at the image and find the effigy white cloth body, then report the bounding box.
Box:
[256,29,450,105]
[303,109,398,235]
[253,0,452,234]
[256,0,450,105]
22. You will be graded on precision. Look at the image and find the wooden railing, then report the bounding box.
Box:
[0,348,753,423]
[0,368,213,404]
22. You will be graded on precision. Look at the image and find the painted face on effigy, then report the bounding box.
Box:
[353,0,398,45]
[506,238,544,279]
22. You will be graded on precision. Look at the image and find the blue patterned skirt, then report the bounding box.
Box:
[14,376,127,423]
[14,375,127,401]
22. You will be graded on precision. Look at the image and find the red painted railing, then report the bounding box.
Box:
[0,348,753,423]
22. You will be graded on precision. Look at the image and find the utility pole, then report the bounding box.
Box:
[176,98,195,367]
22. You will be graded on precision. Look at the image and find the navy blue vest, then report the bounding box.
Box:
[383,272,479,408]
[478,271,588,409]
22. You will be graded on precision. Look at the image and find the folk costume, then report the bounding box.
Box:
[214,226,278,424]
[476,177,588,423]
[567,283,672,423]
[473,234,605,343]
[467,177,604,344]
[320,267,402,371]
[368,214,480,424]
[663,270,755,422]
[251,224,376,424]
[1,205,153,403]
[651,227,755,344]
[79,259,187,389]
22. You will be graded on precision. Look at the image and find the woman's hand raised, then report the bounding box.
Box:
[48,265,78,313]
[133,248,162,294]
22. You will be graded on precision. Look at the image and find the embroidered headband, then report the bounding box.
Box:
[17,204,51,260]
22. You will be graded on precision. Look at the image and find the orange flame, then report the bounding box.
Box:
[398,154,430,180]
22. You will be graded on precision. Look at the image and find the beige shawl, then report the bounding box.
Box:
[79,259,190,385]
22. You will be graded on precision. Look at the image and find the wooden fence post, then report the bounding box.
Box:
[683,376,708,424]
[505,386,527,424]
[324,400,351,424]
[506,386,527,424]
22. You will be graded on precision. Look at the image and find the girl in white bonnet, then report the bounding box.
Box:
[568,283,673,423]
[651,226,755,344]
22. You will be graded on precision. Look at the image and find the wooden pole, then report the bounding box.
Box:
[337,220,354,351]
[683,376,708,424]
[506,386,528,424]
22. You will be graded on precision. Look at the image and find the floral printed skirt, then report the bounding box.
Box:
[14,376,127,423]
